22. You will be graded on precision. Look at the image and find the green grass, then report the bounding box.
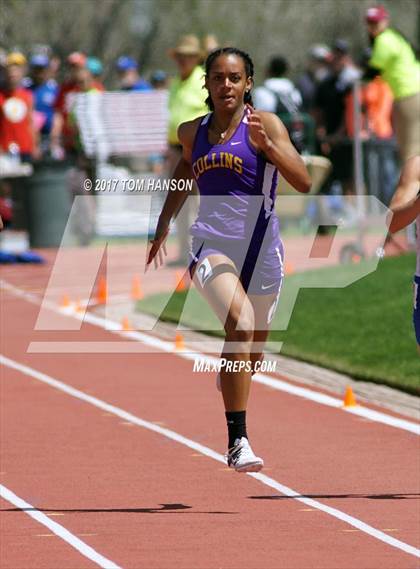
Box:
[137,253,420,394]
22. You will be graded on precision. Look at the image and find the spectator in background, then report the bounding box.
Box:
[166,34,208,265]
[345,48,393,140]
[0,53,39,161]
[314,40,360,144]
[48,54,61,82]
[147,70,169,174]
[202,34,219,61]
[296,44,331,112]
[365,4,420,162]
[24,54,58,151]
[253,55,302,114]
[65,65,102,246]
[313,39,360,194]
[50,52,104,159]
[254,55,306,153]
[115,56,152,92]
[0,48,7,90]
[30,44,60,83]
[345,48,398,204]
[0,53,39,232]
[86,56,104,89]
[150,69,168,90]
[51,51,88,158]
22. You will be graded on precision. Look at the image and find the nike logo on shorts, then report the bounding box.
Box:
[261,282,277,290]
[231,141,242,146]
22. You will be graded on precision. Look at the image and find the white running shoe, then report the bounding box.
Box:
[225,437,264,473]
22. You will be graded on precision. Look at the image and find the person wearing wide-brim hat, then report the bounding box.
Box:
[167,34,203,59]
[166,35,208,266]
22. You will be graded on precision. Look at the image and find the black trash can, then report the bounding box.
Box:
[26,159,72,248]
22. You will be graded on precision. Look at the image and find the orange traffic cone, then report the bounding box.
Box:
[131,275,144,300]
[174,332,185,351]
[60,294,71,308]
[175,271,187,292]
[96,276,107,305]
[75,299,84,313]
[121,317,132,331]
[343,386,357,407]
[284,261,295,275]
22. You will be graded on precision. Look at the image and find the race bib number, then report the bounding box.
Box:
[196,258,213,287]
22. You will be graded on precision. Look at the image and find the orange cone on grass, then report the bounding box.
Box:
[174,332,185,351]
[284,261,295,275]
[343,386,357,407]
[175,271,187,292]
[131,275,144,300]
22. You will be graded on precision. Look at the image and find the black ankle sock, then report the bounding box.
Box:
[225,410,247,448]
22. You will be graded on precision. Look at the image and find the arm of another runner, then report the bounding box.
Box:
[146,118,199,268]
[388,156,420,233]
[246,105,311,193]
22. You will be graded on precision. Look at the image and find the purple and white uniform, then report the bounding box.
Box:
[189,110,284,297]
[413,215,420,344]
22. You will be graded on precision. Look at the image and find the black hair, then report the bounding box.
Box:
[268,56,289,77]
[204,47,254,110]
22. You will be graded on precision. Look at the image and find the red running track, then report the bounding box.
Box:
[0,264,419,569]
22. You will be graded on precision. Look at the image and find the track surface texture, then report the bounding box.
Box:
[1,253,419,569]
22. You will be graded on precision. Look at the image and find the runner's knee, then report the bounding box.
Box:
[225,307,254,344]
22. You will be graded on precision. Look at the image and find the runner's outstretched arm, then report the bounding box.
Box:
[389,156,420,233]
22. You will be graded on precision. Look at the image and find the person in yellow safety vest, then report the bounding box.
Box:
[365,4,420,162]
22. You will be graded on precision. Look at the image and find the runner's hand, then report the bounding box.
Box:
[146,223,169,271]
[245,104,273,153]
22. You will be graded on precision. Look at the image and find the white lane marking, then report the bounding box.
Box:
[1,354,419,561]
[0,483,121,569]
[2,279,419,435]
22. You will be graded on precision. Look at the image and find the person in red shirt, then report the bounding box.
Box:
[51,52,104,158]
[0,52,39,161]
[0,53,39,232]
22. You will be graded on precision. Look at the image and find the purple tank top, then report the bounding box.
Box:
[190,111,280,241]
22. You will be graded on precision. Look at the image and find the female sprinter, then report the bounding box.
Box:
[147,48,311,473]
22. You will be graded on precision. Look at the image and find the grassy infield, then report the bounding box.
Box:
[137,253,419,394]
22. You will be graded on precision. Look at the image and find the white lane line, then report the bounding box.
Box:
[2,278,419,435]
[0,484,121,569]
[1,354,419,560]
